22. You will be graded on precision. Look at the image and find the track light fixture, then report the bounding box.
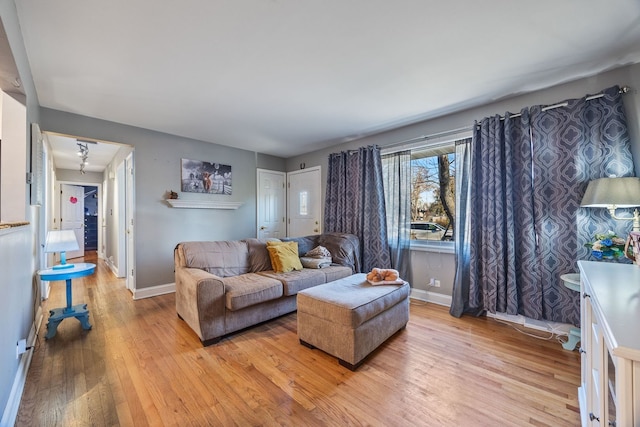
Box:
[77,142,89,174]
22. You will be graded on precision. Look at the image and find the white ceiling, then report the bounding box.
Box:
[15,0,640,159]
[45,133,122,173]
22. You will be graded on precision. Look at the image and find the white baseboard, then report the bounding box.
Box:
[133,283,175,300]
[1,306,43,427]
[410,288,452,307]
[104,258,125,278]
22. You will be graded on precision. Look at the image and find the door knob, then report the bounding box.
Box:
[260,226,266,230]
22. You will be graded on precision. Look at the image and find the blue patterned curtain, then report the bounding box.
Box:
[451,112,542,318]
[381,150,411,282]
[325,146,391,272]
[530,85,635,324]
[451,86,634,324]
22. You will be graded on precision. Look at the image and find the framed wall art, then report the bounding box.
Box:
[181,159,232,195]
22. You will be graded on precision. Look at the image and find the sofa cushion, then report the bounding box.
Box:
[282,235,318,256]
[258,269,326,296]
[180,241,250,277]
[223,273,283,311]
[318,233,361,273]
[246,238,280,272]
[266,241,303,273]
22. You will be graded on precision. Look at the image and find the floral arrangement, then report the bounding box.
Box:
[584,230,627,260]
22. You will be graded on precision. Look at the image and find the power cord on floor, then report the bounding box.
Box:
[494,319,556,341]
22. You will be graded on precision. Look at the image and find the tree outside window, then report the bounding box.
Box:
[410,148,455,241]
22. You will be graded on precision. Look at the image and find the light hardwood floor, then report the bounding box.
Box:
[17,252,581,426]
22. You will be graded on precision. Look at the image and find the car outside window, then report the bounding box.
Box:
[411,146,455,243]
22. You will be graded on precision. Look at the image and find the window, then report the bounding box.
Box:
[411,145,455,243]
[383,130,471,251]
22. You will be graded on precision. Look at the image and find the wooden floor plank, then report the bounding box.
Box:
[17,252,581,426]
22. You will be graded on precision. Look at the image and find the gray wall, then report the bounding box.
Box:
[0,1,41,421]
[286,63,640,298]
[39,108,287,288]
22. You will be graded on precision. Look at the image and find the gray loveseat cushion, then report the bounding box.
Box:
[258,269,326,296]
[181,241,250,277]
[245,238,278,272]
[224,273,283,311]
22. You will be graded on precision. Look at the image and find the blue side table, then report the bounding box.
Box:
[561,273,581,351]
[37,262,96,339]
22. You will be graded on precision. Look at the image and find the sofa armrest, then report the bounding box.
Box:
[175,266,226,343]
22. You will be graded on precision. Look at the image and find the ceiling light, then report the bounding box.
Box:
[77,141,89,174]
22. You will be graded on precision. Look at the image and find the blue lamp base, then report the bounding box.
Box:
[52,251,74,269]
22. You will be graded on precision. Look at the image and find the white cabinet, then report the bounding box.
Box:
[578,261,640,426]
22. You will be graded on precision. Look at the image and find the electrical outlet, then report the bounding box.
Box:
[16,339,26,359]
[429,278,435,286]
[434,280,441,287]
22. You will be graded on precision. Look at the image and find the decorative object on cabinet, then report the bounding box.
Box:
[44,229,79,270]
[180,158,232,195]
[581,176,640,231]
[584,230,627,260]
[624,231,640,265]
[577,261,640,426]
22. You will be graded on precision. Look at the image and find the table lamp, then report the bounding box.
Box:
[44,229,80,269]
[581,177,640,231]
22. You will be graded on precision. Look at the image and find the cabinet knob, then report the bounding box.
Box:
[589,413,600,422]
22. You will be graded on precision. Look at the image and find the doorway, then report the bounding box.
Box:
[45,131,136,292]
[83,185,99,251]
[256,169,286,239]
[257,167,322,239]
[287,167,322,237]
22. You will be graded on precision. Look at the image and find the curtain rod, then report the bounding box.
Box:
[384,85,632,149]
[382,126,473,150]
[496,85,631,121]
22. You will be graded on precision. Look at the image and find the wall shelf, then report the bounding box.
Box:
[166,199,243,210]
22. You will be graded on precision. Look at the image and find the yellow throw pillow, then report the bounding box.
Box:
[266,241,303,273]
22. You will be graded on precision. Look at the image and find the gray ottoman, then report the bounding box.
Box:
[297,273,410,370]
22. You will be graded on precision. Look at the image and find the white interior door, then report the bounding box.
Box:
[287,166,321,237]
[125,152,136,291]
[257,169,286,239]
[60,183,85,259]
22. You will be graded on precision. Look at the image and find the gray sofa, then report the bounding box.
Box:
[175,233,360,345]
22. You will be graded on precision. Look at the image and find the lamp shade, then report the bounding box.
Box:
[44,229,79,253]
[581,177,640,208]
